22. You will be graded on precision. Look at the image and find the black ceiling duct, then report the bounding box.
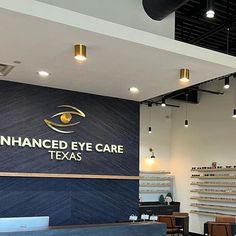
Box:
[143,0,191,21]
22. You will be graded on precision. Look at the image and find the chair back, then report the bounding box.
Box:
[208,223,231,236]
[215,216,235,223]
[159,215,176,228]
[172,212,189,217]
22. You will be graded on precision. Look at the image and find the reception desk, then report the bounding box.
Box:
[0,222,166,236]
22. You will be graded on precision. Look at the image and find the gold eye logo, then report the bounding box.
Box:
[44,105,85,134]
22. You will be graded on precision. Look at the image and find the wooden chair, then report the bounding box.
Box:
[208,222,231,236]
[215,216,235,223]
[172,212,188,233]
[172,212,189,217]
[159,215,182,236]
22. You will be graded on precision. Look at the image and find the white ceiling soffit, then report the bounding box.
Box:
[36,0,176,39]
[0,0,236,102]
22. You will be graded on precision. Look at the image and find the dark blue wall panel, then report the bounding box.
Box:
[0,81,139,176]
[0,81,140,225]
[0,178,138,226]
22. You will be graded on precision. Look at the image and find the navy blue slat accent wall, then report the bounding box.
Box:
[0,81,139,225]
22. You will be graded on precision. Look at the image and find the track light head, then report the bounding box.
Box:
[161,97,166,107]
[224,77,230,89]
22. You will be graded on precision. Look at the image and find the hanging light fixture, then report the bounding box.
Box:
[185,119,189,127]
[224,77,230,89]
[161,97,166,107]
[180,69,190,82]
[148,103,152,134]
[206,9,215,18]
[206,0,215,18]
[233,109,236,118]
[74,44,87,62]
[233,77,236,118]
[148,127,152,134]
[149,148,156,159]
[184,93,189,128]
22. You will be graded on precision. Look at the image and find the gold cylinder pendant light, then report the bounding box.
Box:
[180,68,190,82]
[74,44,87,62]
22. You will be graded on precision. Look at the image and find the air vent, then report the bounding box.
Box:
[0,64,14,76]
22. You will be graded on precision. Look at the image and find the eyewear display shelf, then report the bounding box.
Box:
[139,171,174,202]
[190,166,236,218]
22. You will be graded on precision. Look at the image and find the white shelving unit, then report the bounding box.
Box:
[139,171,174,202]
[190,165,236,218]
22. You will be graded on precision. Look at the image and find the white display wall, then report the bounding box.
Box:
[140,81,236,234]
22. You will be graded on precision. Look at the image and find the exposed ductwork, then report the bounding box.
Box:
[142,0,191,21]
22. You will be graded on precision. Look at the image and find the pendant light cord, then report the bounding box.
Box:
[149,104,152,127]
[227,27,230,54]
[185,93,188,120]
[226,0,230,54]
[207,0,212,11]
[235,78,236,108]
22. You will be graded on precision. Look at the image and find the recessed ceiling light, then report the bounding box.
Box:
[74,44,87,62]
[129,87,139,94]
[37,71,50,77]
[206,9,215,18]
[180,68,190,82]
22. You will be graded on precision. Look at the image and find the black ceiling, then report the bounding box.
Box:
[175,0,236,56]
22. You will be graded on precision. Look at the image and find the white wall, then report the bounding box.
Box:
[140,104,172,201]
[170,82,236,234]
[140,81,236,234]
[140,104,172,172]
[37,0,175,39]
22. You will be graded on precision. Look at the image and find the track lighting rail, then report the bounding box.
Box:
[141,101,180,108]
[142,72,236,131]
[143,71,236,107]
[190,87,224,95]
